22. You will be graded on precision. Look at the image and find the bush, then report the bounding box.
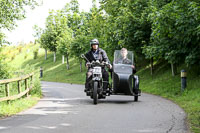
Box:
[17,46,22,53]
[23,65,41,97]
[11,54,16,61]
[30,72,41,97]
[0,56,9,79]
[24,54,28,59]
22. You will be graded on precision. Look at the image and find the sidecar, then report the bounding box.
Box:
[111,50,141,101]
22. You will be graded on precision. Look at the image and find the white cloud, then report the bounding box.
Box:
[4,0,94,45]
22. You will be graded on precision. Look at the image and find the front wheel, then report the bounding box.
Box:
[93,81,98,104]
[134,96,138,101]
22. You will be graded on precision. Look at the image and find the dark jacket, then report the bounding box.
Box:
[85,48,110,64]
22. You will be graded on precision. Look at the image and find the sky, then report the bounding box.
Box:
[4,0,95,45]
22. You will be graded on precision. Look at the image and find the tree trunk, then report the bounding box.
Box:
[53,51,56,62]
[80,60,82,72]
[150,57,154,75]
[62,55,65,64]
[66,53,69,70]
[171,63,177,76]
[45,49,47,60]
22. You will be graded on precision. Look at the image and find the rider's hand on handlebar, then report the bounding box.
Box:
[104,62,112,69]
[86,62,91,68]
[108,64,112,69]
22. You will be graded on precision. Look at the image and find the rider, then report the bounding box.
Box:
[84,39,112,94]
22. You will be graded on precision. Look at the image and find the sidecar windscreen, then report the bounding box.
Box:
[113,50,134,74]
[114,50,134,65]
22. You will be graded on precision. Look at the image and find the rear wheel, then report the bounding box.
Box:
[93,81,98,104]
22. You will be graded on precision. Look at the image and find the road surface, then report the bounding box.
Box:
[0,81,189,133]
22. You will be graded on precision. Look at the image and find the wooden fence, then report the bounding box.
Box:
[0,73,34,103]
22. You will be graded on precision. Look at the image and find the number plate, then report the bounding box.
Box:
[93,67,101,74]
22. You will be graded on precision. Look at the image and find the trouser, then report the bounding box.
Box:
[85,68,109,91]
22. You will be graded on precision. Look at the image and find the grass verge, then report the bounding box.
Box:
[0,96,40,119]
[138,63,200,133]
[0,43,42,118]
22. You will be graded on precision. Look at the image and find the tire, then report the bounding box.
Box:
[134,96,138,102]
[93,81,98,104]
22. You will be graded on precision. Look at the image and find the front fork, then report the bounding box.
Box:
[86,79,102,97]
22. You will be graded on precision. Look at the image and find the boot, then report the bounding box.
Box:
[103,82,108,95]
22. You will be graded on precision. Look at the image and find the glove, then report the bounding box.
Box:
[108,64,112,69]
[86,62,91,68]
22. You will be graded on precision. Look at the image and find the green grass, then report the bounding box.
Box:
[1,43,200,132]
[138,63,200,133]
[0,96,39,118]
[0,43,42,118]
[20,49,87,84]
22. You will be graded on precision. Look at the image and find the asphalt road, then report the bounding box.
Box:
[0,81,189,133]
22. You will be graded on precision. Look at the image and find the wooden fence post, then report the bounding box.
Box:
[5,83,10,104]
[0,73,34,103]
[17,81,21,94]
[25,79,28,97]
[30,75,33,88]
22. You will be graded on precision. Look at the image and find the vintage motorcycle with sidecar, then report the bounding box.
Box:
[81,50,141,104]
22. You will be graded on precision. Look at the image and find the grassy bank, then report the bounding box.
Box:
[0,96,40,118]
[0,43,42,118]
[138,63,200,133]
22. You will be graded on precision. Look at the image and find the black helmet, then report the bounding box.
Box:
[90,39,99,46]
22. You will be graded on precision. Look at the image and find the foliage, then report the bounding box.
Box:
[70,35,91,61]
[56,12,73,56]
[143,0,200,66]
[138,63,200,133]
[0,49,9,79]
[37,0,200,68]
[32,25,43,44]
[40,10,73,56]
[0,0,40,45]
[33,48,39,59]
[99,0,151,54]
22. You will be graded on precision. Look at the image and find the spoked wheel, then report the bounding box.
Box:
[93,81,98,104]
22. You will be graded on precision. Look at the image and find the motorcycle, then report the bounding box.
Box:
[81,54,110,104]
[81,50,141,104]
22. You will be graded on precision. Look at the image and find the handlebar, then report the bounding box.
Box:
[81,54,111,68]
[87,60,110,68]
[81,54,90,63]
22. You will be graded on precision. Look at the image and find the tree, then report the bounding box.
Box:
[70,35,91,72]
[56,16,73,69]
[40,10,63,62]
[40,29,49,60]
[144,0,200,75]
[99,0,152,62]
[0,0,40,45]
[33,25,42,44]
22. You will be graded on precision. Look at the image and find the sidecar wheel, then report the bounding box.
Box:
[93,81,98,104]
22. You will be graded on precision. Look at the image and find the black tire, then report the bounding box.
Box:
[134,96,138,102]
[93,81,98,104]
